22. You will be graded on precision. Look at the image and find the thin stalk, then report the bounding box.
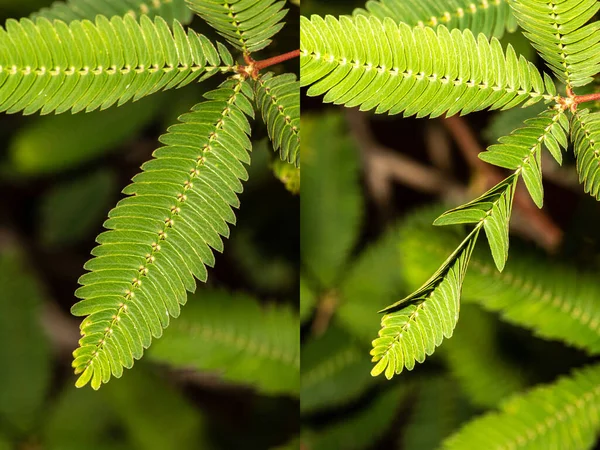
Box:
[238,50,300,78]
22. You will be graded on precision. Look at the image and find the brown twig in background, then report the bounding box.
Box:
[345,108,463,210]
[311,290,338,337]
[442,115,563,252]
[425,122,454,174]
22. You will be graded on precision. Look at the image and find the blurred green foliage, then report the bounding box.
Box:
[0,252,50,435]
[39,169,117,248]
[8,95,163,175]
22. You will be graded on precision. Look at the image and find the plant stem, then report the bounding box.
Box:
[573,92,600,105]
[564,86,600,109]
[253,49,300,71]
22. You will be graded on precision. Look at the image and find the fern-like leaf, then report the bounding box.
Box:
[31,0,194,24]
[70,77,253,389]
[478,108,569,207]
[401,211,600,355]
[186,0,288,53]
[301,15,555,118]
[509,0,600,88]
[444,363,600,450]
[0,16,228,115]
[370,228,479,380]
[254,72,300,166]
[355,0,517,39]
[572,108,600,200]
[148,289,299,395]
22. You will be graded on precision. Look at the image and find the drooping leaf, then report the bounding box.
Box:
[32,0,194,24]
[148,289,299,396]
[444,363,600,450]
[301,16,555,117]
[70,78,254,389]
[401,208,600,355]
[0,16,226,115]
[187,0,288,53]
[254,72,300,167]
[355,0,517,39]
[371,228,479,380]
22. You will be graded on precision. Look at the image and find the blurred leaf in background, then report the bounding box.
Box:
[0,250,50,436]
[149,289,300,396]
[39,169,117,248]
[8,95,163,175]
[301,112,363,289]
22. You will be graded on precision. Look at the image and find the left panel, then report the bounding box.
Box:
[0,0,300,448]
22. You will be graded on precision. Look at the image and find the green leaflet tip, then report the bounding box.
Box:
[371,356,387,377]
[75,366,93,388]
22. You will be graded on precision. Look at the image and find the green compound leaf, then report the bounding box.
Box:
[572,109,600,200]
[148,289,299,396]
[300,15,555,118]
[509,0,600,87]
[435,174,517,272]
[70,77,254,389]
[31,0,194,24]
[0,16,227,115]
[478,108,569,208]
[254,72,300,167]
[401,210,600,355]
[370,227,479,380]
[356,0,517,39]
[186,0,288,53]
[444,363,600,450]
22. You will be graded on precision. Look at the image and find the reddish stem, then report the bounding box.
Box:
[253,49,300,71]
[562,86,600,111]
[573,92,600,105]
